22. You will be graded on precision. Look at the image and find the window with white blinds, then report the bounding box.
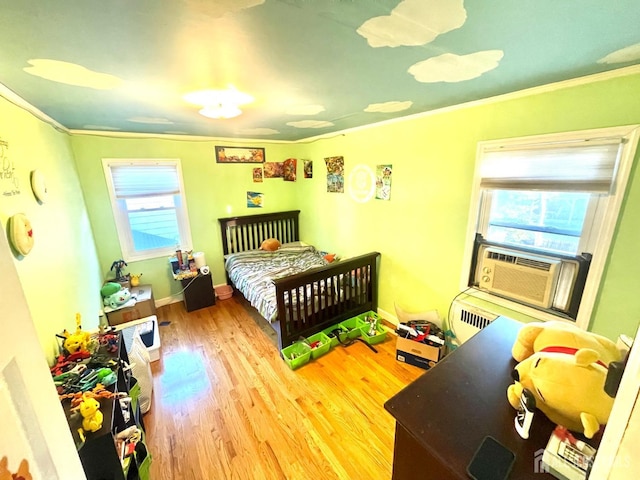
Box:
[103,159,192,262]
[463,125,640,328]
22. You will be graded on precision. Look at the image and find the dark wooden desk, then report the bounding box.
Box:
[384,317,556,479]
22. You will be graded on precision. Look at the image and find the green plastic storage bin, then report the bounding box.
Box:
[358,311,387,344]
[322,324,348,347]
[281,342,312,369]
[339,317,365,339]
[359,323,387,345]
[307,332,332,359]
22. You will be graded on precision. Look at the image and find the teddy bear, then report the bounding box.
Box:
[507,321,623,439]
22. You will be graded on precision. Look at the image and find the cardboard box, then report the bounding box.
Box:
[106,284,156,326]
[396,335,445,371]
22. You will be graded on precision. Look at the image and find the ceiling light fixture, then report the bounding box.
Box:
[184,86,254,120]
[199,103,243,119]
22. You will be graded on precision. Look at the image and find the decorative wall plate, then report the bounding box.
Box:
[347,164,375,203]
[8,213,34,256]
[30,169,48,203]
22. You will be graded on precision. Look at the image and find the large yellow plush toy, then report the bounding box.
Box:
[507,321,623,439]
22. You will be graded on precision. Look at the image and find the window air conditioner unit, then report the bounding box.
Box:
[450,300,499,344]
[478,246,561,309]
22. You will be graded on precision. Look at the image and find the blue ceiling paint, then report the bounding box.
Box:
[0,0,639,141]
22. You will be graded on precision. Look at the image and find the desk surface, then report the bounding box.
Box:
[384,317,557,479]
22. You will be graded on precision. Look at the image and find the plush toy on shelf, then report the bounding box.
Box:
[507,321,624,439]
[61,313,92,354]
[79,392,104,433]
[130,273,143,287]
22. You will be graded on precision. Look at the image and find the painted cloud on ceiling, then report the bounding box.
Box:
[357,0,466,48]
[365,101,413,113]
[409,51,504,83]
[23,59,122,89]
[287,120,334,129]
[598,43,640,64]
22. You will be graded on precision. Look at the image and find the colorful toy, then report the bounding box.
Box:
[507,321,623,439]
[511,320,621,365]
[0,456,32,480]
[110,259,128,281]
[103,287,131,309]
[61,313,92,354]
[78,392,104,432]
[130,273,143,287]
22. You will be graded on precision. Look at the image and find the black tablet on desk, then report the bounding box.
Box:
[467,436,515,480]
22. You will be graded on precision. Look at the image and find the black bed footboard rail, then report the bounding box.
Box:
[274,252,380,348]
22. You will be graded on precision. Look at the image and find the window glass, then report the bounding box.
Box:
[103,159,191,261]
[124,195,181,251]
[485,190,590,255]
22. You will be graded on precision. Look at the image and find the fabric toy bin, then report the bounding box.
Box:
[338,317,366,340]
[306,332,332,359]
[281,342,312,370]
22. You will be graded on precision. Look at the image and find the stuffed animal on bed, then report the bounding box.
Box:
[507,321,623,439]
[260,238,281,251]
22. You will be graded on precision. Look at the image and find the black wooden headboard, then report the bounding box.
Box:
[218,210,300,256]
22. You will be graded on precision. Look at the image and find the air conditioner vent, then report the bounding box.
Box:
[487,250,553,271]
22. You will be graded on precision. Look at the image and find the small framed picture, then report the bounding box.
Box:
[215,146,265,163]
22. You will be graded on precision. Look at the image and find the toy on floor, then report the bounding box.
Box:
[507,321,623,439]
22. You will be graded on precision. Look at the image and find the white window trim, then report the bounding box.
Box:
[102,158,193,262]
[461,125,640,329]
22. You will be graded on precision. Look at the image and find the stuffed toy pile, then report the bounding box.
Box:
[507,320,623,438]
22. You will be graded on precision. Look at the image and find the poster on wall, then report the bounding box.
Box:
[247,191,264,208]
[376,164,392,200]
[303,160,313,178]
[283,158,297,182]
[325,156,344,193]
[263,162,284,178]
[252,168,263,182]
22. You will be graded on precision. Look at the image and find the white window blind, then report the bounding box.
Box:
[479,140,623,192]
[111,164,180,198]
[102,159,192,262]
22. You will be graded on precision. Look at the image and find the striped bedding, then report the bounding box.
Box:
[224,244,328,322]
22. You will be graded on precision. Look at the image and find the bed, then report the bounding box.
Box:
[218,210,380,350]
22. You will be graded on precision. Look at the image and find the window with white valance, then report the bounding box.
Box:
[103,159,192,262]
[462,125,639,328]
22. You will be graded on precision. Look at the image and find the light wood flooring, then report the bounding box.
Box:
[144,296,424,480]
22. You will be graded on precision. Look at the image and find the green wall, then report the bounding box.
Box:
[0,97,103,362]
[70,136,303,300]
[68,72,640,342]
[297,73,640,341]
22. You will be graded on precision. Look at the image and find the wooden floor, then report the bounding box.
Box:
[144,296,424,480]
